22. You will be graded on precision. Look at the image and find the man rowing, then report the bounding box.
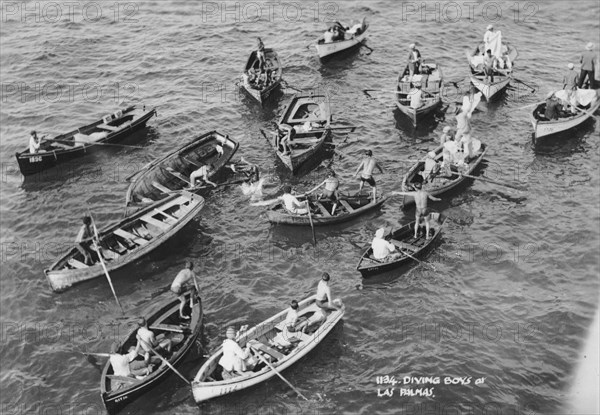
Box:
[304,170,339,215]
[136,317,173,365]
[279,185,309,215]
[390,182,441,239]
[29,131,44,154]
[189,163,217,188]
[354,149,384,201]
[371,227,401,261]
[218,326,255,377]
[109,342,153,380]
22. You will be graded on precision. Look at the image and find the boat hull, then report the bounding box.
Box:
[101,294,203,414]
[396,99,442,125]
[469,74,510,101]
[531,100,600,141]
[315,23,368,59]
[240,48,282,105]
[191,296,344,403]
[15,107,156,176]
[44,192,204,292]
[401,144,487,207]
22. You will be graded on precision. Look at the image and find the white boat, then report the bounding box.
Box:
[314,18,368,59]
[531,98,600,141]
[44,191,204,292]
[468,44,518,101]
[191,295,345,403]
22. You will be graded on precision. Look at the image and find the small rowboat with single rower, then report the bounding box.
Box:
[15,105,156,176]
[315,17,368,60]
[191,295,344,403]
[468,43,518,101]
[267,193,387,226]
[531,97,600,142]
[267,94,331,174]
[395,60,444,126]
[125,131,238,206]
[356,213,447,277]
[240,48,282,104]
[101,292,203,414]
[44,191,204,292]
[399,143,487,208]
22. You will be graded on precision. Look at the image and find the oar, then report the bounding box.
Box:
[308,126,357,133]
[89,213,124,313]
[138,338,190,385]
[509,101,544,112]
[572,105,600,120]
[249,345,309,401]
[400,248,436,271]
[459,173,525,190]
[46,138,144,149]
[124,159,155,182]
[306,200,316,246]
[512,78,536,93]
[82,352,110,358]
[363,89,403,95]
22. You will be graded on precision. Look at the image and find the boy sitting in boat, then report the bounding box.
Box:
[136,317,173,365]
[109,342,153,386]
[218,326,256,377]
[279,185,310,215]
[371,228,402,262]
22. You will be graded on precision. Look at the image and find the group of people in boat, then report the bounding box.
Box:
[540,42,599,121]
[273,117,327,155]
[244,37,275,90]
[470,24,514,84]
[322,20,365,44]
[216,272,342,378]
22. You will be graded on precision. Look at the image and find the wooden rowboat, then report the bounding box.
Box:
[315,18,368,59]
[125,131,238,206]
[267,193,386,226]
[399,143,487,208]
[356,213,447,277]
[15,105,156,176]
[44,191,204,292]
[191,295,344,403]
[468,44,518,101]
[396,60,444,126]
[531,99,600,141]
[240,48,282,104]
[267,94,331,174]
[101,292,203,414]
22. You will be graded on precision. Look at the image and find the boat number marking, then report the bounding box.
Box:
[29,156,42,163]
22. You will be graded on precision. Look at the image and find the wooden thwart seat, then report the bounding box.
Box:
[152,181,173,194]
[97,123,119,132]
[339,200,354,212]
[114,228,149,246]
[248,339,285,361]
[153,208,177,222]
[314,201,331,216]
[165,167,191,185]
[68,258,88,269]
[150,323,187,333]
[390,239,419,252]
[140,215,169,230]
[107,375,140,383]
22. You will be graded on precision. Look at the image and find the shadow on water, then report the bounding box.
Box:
[531,119,597,155]
[393,107,445,141]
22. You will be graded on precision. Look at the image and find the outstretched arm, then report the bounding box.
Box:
[428,195,441,201]
[303,180,326,196]
[389,191,412,197]
[377,162,384,174]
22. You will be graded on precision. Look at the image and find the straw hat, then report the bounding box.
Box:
[546,91,555,99]
[586,42,594,50]
[375,228,385,238]
[443,126,451,133]
[226,326,236,339]
[568,63,574,69]
[427,151,436,159]
[487,24,493,30]
[409,43,416,49]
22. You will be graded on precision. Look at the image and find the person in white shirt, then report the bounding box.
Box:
[279,185,309,215]
[422,151,440,183]
[410,84,423,109]
[29,131,43,154]
[483,24,500,53]
[218,326,253,375]
[371,228,401,261]
[323,28,334,43]
[439,126,453,146]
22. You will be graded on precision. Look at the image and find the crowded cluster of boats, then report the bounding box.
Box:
[15,16,600,413]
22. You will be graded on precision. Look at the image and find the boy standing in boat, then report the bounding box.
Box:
[171,261,198,319]
[578,42,596,89]
[354,149,384,202]
[75,216,95,265]
[407,43,421,79]
[390,182,441,239]
[304,170,340,215]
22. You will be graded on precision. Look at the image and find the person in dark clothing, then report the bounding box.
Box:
[578,42,596,89]
[544,92,561,120]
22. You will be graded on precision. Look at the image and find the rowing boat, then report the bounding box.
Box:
[315,18,368,59]
[531,97,600,141]
[395,60,444,126]
[191,295,344,403]
[125,131,238,206]
[267,193,386,226]
[101,292,203,413]
[399,143,487,207]
[15,105,156,176]
[44,191,204,292]
[240,48,282,104]
[356,213,447,277]
[468,44,518,100]
[267,94,331,174]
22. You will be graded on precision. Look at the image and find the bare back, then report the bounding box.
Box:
[413,190,430,210]
[361,157,378,177]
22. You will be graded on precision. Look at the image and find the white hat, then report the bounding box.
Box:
[443,126,451,133]
[375,228,385,238]
[546,91,555,99]
[427,151,436,158]
[487,24,493,30]
[409,43,416,49]
[567,63,574,69]
[586,42,594,50]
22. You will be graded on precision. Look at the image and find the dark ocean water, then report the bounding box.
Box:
[1,1,599,414]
